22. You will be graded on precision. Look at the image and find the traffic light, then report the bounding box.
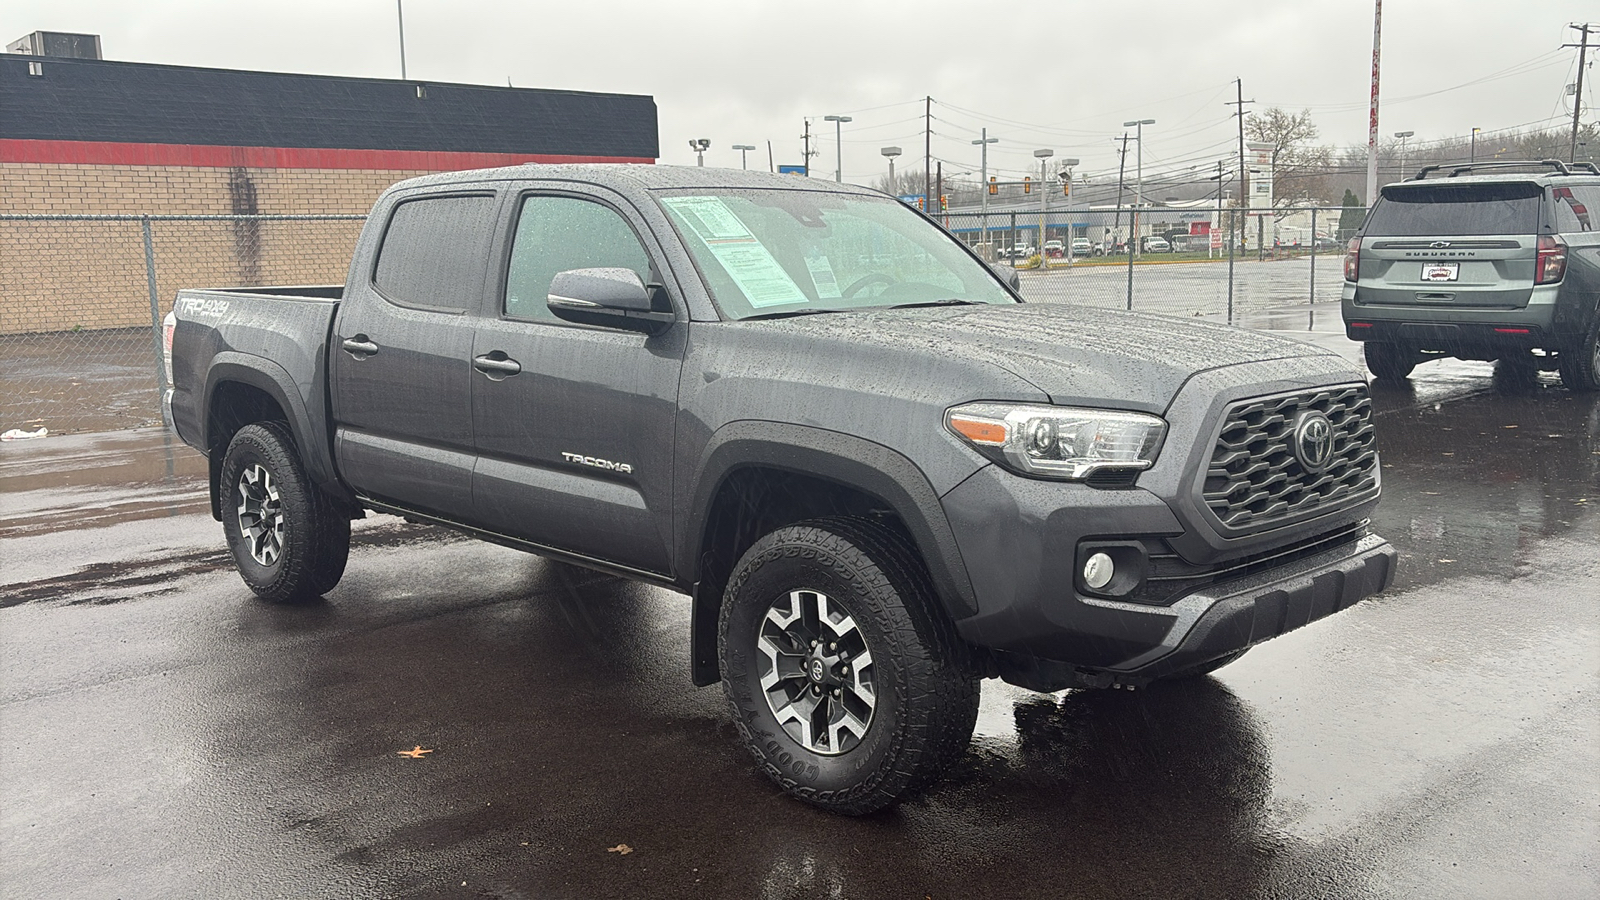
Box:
[1062,181,1071,197]
[916,197,925,210]
[989,177,998,196]
[940,195,948,211]
[1023,176,1032,194]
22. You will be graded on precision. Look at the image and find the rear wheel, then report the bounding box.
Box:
[1363,342,1418,382]
[1558,324,1600,392]
[220,422,350,603]
[718,517,979,815]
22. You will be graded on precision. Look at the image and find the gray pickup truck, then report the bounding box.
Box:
[166,165,1396,814]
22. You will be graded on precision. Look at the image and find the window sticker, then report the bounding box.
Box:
[803,252,842,299]
[662,196,810,308]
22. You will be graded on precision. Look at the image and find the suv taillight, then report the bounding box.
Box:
[1535,234,1567,285]
[1343,237,1361,282]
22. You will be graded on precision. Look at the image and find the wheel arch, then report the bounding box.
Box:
[202,354,347,519]
[682,421,978,686]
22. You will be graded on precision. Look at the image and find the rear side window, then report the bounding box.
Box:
[373,194,499,311]
[503,195,653,321]
[1365,183,1542,237]
[1550,185,1600,233]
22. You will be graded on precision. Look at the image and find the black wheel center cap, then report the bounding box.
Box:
[806,649,843,687]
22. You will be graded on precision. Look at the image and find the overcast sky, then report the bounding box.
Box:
[7,1,1594,187]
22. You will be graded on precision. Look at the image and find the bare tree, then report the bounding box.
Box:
[1245,107,1325,204]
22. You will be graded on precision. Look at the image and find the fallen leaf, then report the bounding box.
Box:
[396,745,434,758]
[1437,559,1456,564]
[1503,425,1518,429]
[608,844,634,856]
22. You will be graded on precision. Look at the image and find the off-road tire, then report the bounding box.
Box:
[1166,648,1249,679]
[220,422,350,603]
[1558,324,1600,392]
[718,517,979,815]
[1363,342,1417,382]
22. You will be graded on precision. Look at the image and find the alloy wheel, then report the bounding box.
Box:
[236,463,284,566]
[757,589,877,755]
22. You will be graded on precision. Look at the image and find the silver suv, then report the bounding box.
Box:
[1342,159,1600,391]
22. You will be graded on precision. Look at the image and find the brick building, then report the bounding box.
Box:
[0,49,658,333]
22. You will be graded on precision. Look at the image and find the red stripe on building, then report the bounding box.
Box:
[0,139,655,169]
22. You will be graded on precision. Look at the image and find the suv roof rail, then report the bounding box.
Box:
[1409,159,1594,181]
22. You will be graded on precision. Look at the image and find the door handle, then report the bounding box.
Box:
[472,354,522,376]
[341,336,379,357]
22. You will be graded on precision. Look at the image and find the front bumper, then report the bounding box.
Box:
[1108,532,1395,680]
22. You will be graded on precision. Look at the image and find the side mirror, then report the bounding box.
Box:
[547,267,673,334]
[987,262,1021,292]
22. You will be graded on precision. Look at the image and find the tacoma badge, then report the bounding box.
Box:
[561,452,634,475]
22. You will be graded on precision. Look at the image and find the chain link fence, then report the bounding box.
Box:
[943,204,1363,319]
[1,214,364,435]
[2,205,1367,436]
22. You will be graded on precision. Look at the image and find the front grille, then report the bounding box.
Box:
[1202,385,1378,533]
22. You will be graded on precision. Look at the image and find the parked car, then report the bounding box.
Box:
[1343,159,1600,390]
[1142,236,1171,253]
[165,164,1396,816]
[1070,237,1093,256]
[1042,239,1064,258]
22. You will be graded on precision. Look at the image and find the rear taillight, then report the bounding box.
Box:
[1535,234,1567,285]
[1343,237,1361,282]
[162,310,176,388]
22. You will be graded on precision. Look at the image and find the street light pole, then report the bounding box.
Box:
[732,144,755,169]
[396,0,408,80]
[1471,127,1481,164]
[689,138,710,166]
[972,129,999,258]
[1393,130,1414,180]
[1034,149,1053,263]
[1059,157,1079,265]
[1123,119,1154,258]
[824,115,852,183]
[880,146,901,194]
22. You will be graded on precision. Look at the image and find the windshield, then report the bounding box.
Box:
[1366,183,1543,236]
[654,188,1016,320]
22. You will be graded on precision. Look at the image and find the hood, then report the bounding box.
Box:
[748,303,1349,413]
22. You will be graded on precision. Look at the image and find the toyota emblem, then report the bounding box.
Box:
[1293,411,1335,472]
[810,659,826,682]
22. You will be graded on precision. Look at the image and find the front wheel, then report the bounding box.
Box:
[1363,342,1418,382]
[718,517,979,815]
[1558,324,1600,392]
[220,422,350,603]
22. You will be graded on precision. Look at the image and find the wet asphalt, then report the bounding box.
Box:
[2,310,1597,899]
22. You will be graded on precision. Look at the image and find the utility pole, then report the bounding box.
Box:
[936,161,944,223]
[924,96,933,213]
[1566,24,1595,163]
[801,119,814,176]
[1365,0,1383,206]
[1226,79,1254,316]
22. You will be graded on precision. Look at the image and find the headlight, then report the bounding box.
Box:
[945,402,1167,481]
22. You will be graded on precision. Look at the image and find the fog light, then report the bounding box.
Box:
[1083,552,1115,590]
